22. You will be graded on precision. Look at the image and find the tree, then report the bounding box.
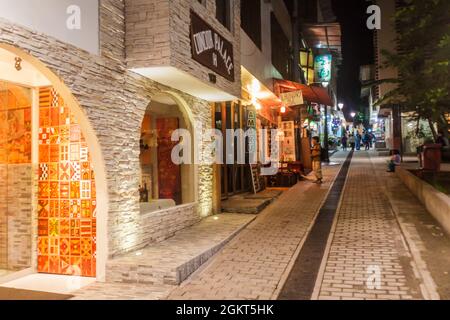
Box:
[372,0,450,140]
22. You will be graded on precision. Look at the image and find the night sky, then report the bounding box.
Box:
[332,0,374,119]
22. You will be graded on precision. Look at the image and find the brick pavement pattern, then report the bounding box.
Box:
[72,214,255,300]
[317,151,423,300]
[71,282,174,300]
[166,155,346,300]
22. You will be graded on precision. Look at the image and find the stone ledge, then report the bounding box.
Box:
[396,166,450,236]
[105,213,256,285]
[140,202,196,217]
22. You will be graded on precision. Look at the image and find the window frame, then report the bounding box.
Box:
[215,0,234,32]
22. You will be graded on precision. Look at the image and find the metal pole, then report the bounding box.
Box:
[323,104,330,162]
[292,0,301,83]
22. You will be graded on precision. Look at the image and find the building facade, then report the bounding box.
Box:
[0,0,241,282]
[373,0,400,151]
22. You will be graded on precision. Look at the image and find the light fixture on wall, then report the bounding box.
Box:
[208,73,217,84]
[280,106,286,114]
[15,57,22,71]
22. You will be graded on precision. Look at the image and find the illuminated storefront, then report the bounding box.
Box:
[1,0,242,288]
[0,50,97,278]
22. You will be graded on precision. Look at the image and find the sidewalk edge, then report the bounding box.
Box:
[270,152,350,300]
[368,152,440,300]
[310,153,353,300]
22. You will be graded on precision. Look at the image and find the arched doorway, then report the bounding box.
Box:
[0,45,107,281]
[139,93,197,210]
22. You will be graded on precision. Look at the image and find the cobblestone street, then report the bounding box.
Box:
[62,151,450,300]
[316,151,423,300]
[166,154,347,300]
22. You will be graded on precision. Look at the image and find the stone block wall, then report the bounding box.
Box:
[6,165,32,270]
[125,0,241,98]
[0,0,216,261]
[138,203,200,250]
[0,164,7,268]
[0,164,32,271]
[125,0,171,67]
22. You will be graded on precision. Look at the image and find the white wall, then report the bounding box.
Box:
[0,0,99,54]
[240,0,292,90]
[375,0,398,98]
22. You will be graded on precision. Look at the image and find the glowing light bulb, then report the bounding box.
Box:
[251,79,261,94]
[281,106,287,113]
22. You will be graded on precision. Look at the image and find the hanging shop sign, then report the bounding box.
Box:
[279,90,304,107]
[190,11,235,82]
[0,0,99,55]
[314,54,332,83]
[246,106,257,153]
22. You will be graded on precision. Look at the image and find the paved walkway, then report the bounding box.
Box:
[316,151,423,300]
[73,214,255,300]
[166,153,347,300]
[371,153,450,299]
[71,150,450,300]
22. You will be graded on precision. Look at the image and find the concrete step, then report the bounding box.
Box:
[221,198,272,214]
[243,189,283,200]
[105,214,255,285]
[378,151,390,157]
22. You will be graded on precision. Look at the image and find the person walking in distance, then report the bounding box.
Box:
[341,134,348,151]
[311,136,323,184]
[355,133,362,151]
[363,131,371,150]
[348,134,356,151]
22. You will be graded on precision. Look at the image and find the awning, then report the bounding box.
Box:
[302,22,342,59]
[273,79,334,107]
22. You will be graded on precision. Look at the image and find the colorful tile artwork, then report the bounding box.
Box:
[0,84,32,164]
[37,87,96,277]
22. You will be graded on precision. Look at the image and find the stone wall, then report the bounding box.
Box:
[125,0,241,98]
[0,164,32,271]
[0,164,7,268]
[138,203,200,249]
[125,0,171,67]
[6,165,32,270]
[0,0,215,259]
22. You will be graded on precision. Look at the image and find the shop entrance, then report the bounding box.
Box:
[0,47,99,280]
[213,102,248,199]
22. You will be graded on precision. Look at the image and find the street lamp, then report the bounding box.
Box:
[338,103,344,110]
[350,112,356,118]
